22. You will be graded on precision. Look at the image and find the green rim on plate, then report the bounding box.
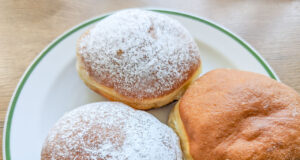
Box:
[3,9,278,160]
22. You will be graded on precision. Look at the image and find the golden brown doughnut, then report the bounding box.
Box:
[76,9,201,110]
[41,102,182,159]
[168,69,300,160]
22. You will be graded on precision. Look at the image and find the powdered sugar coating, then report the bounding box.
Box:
[78,9,201,99]
[41,102,182,160]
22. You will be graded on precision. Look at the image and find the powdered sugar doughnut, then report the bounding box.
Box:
[41,102,182,160]
[76,9,201,110]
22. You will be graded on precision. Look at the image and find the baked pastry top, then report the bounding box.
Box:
[173,69,300,160]
[41,102,182,159]
[77,9,201,99]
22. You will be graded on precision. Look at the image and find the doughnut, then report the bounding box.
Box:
[76,9,201,110]
[168,69,300,160]
[41,102,182,159]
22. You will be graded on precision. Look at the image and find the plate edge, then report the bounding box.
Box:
[2,14,109,160]
[150,8,279,80]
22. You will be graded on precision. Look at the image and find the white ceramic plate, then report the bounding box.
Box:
[3,9,279,160]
